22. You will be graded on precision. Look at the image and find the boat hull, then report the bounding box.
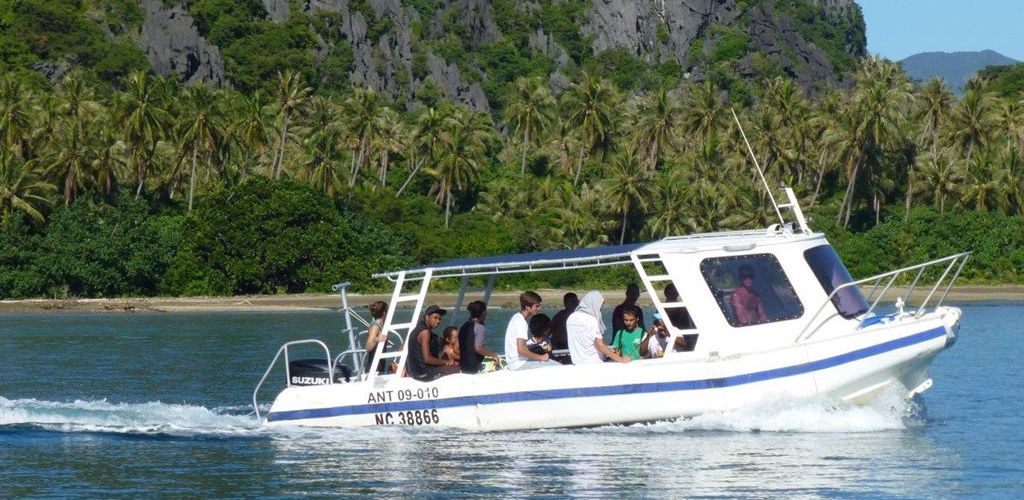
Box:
[265,311,958,431]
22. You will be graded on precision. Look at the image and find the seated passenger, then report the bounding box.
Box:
[458,300,500,374]
[504,291,559,370]
[732,264,768,325]
[611,305,645,360]
[526,314,553,356]
[407,305,459,381]
[550,292,579,351]
[566,291,630,365]
[363,300,390,374]
[640,313,669,358]
[639,312,687,358]
[439,326,460,366]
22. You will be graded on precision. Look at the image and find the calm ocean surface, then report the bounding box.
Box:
[2,302,1023,497]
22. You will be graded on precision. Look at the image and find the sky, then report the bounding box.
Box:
[857,0,1024,61]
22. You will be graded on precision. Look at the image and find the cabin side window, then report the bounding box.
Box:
[700,254,804,327]
[803,245,870,319]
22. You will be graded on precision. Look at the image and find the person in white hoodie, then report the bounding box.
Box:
[566,291,631,365]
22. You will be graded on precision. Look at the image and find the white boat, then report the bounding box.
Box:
[252,183,969,431]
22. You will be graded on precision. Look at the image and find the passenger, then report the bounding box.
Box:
[550,292,578,351]
[610,305,645,360]
[458,300,501,374]
[364,300,390,374]
[439,326,460,365]
[407,305,459,381]
[566,291,630,365]
[504,291,558,370]
[611,284,645,346]
[526,314,553,356]
[639,313,670,359]
[732,264,768,325]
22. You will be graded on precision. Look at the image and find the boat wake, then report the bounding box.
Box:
[0,396,262,437]
[645,387,924,433]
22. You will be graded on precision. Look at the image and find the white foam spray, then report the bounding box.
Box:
[0,397,263,437]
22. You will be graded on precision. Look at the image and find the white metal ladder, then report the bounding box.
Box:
[367,269,432,381]
[631,252,688,357]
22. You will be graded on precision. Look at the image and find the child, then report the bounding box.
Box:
[526,313,552,356]
[640,312,672,359]
[439,326,460,365]
[611,306,645,360]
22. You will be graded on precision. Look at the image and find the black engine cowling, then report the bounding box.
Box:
[287,358,352,385]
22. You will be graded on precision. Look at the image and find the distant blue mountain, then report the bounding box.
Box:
[900,50,1018,94]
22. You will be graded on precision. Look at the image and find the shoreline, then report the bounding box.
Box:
[1,285,1022,313]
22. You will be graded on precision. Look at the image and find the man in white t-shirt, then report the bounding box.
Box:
[504,291,557,370]
[567,291,630,365]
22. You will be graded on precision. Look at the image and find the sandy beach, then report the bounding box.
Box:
[0,285,1021,313]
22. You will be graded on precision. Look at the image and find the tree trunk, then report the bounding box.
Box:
[520,128,529,175]
[619,206,629,245]
[444,188,452,228]
[188,147,197,214]
[397,157,426,196]
[574,147,585,186]
[274,117,289,179]
[381,151,390,187]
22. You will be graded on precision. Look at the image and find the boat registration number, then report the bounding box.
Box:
[374,409,440,426]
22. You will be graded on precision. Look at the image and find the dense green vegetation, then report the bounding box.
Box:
[2,52,1024,298]
[978,63,1024,98]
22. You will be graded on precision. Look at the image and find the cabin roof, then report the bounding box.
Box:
[374,226,825,281]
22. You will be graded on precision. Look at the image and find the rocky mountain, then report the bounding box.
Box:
[900,50,1018,95]
[5,0,867,112]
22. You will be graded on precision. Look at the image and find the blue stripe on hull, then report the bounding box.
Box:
[267,326,947,422]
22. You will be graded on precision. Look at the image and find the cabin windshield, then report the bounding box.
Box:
[803,245,870,319]
[700,254,804,327]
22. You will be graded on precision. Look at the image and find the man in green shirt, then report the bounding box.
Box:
[611,306,645,360]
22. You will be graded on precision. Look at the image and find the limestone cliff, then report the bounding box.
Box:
[138,0,225,86]
[127,0,864,105]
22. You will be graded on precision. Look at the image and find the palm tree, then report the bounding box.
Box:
[0,76,36,159]
[342,87,384,187]
[680,79,725,147]
[829,57,914,227]
[300,97,345,196]
[270,70,312,179]
[632,88,681,171]
[504,76,555,175]
[115,70,170,197]
[231,90,275,179]
[600,149,653,244]
[424,112,489,227]
[397,105,455,196]
[644,168,691,238]
[0,151,53,225]
[561,72,620,185]
[176,85,224,213]
[371,107,405,187]
[915,148,963,214]
[948,88,996,163]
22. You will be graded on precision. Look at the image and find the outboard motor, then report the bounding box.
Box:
[287,358,352,386]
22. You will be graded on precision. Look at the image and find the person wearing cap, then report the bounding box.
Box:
[639,312,670,358]
[407,305,459,381]
[504,291,557,370]
[732,264,767,326]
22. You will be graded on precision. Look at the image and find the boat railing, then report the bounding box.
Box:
[252,339,333,422]
[795,251,972,343]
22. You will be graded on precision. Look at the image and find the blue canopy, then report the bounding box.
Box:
[375,242,651,280]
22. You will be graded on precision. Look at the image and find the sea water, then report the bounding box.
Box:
[1,303,1023,497]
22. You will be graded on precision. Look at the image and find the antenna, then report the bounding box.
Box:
[730,108,785,227]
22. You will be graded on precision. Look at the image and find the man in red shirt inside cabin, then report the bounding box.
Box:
[732,264,767,326]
